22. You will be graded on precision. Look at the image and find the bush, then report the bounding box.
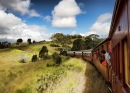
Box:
[31,55,37,62]
[61,56,70,62]
[52,52,62,65]
[19,53,29,63]
[39,46,48,59]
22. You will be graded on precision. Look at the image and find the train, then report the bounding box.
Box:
[64,0,130,93]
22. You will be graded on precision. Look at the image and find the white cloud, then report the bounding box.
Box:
[0,0,41,17]
[44,16,52,22]
[81,13,112,37]
[29,10,41,17]
[71,31,76,35]
[79,3,85,7]
[52,0,82,28]
[80,31,97,36]
[0,10,51,42]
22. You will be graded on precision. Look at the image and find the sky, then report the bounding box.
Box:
[0,0,115,42]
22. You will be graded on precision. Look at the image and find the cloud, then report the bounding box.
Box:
[0,0,41,17]
[78,3,85,7]
[71,31,76,35]
[0,10,51,42]
[81,13,112,37]
[52,0,82,28]
[80,31,97,36]
[44,16,52,22]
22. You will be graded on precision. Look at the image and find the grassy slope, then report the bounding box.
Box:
[0,42,87,93]
[0,42,56,93]
[0,41,110,93]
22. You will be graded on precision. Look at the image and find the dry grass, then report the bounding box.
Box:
[46,58,87,93]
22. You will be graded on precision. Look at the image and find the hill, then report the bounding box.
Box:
[0,41,87,93]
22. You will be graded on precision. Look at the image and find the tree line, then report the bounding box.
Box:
[16,38,36,45]
[0,41,11,49]
[51,33,104,51]
[0,38,36,49]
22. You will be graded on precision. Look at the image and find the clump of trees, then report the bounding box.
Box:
[50,33,72,50]
[71,38,85,51]
[71,34,104,51]
[50,33,103,51]
[0,41,11,49]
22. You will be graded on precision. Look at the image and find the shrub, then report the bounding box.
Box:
[52,52,62,65]
[61,56,70,62]
[19,53,29,63]
[31,55,37,62]
[39,46,48,59]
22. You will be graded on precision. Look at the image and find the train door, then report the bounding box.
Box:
[123,38,130,92]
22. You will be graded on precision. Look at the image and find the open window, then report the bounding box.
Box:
[123,38,130,88]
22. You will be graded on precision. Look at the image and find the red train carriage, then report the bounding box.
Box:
[67,50,92,61]
[109,0,130,93]
[108,0,130,92]
[92,38,112,85]
[92,0,130,93]
[82,50,92,62]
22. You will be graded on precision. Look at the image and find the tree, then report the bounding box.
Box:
[17,38,23,45]
[51,33,71,50]
[51,33,64,46]
[33,40,36,43]
[85,34,103,49]
[71,39,85,51]
[39,46,48,59]
[27,38,32,44]
[52,52,62,65]
[0,41,11,49]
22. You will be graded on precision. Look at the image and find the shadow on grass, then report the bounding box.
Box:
[83,62,110,93]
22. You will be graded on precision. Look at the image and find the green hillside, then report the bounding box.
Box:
[0,41,86,93]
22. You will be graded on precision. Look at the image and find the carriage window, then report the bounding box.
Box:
[123,39,130,87]
[94,52,97,59]
[117,43,120,79]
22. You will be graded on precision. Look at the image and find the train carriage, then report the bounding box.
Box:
[91,0,130,92]
[108,0,130,92]
[92,38,112,83]
[66,50,92,61]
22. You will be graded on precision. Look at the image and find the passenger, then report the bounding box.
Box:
[99,54,105,63]
[101,49,111,66]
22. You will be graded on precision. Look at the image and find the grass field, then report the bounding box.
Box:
[0,42,87,93]
[0,41,110,93]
